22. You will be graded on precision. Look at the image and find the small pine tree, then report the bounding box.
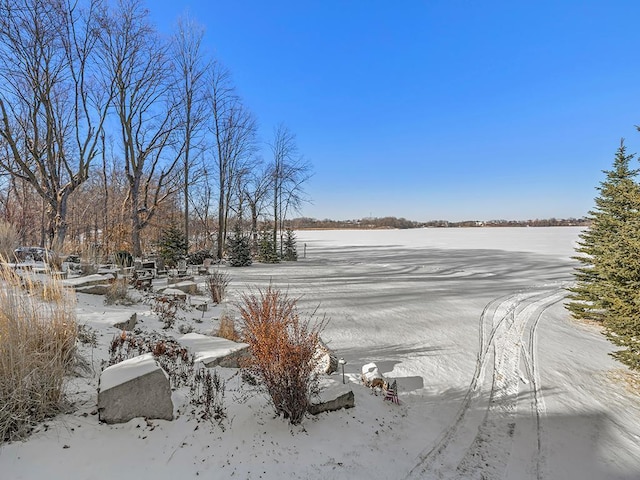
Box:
[227,224,252,267]
[283,228,298,261]
[157,224,187,268]
[566,140,640,370]
[258,228,279,263]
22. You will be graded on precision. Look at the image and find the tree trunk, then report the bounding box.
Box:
[130,177,143,257]
[50,193,69,252]
[250,201,258,250]
[216,187,225,260]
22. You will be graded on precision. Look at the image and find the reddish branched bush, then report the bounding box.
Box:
[151,295,180,329]
[238,286,327,425]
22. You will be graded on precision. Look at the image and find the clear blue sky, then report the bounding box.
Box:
[149,0,640,222]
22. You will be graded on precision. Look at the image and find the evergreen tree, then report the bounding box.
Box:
[227,224,252,267]
[157,224,187,268]
[283,228,298,261]
[567,141,640,369]
[258,228,279,263]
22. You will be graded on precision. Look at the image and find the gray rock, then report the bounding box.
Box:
[167,276,194,285]
[98,353,173,424]
[113,312,137,331]
[178,332,249,368]
[315,339,339,374]
[64,273,115,289]
[171,281,198,295]
[80,263,98,275]
[158,288,188,300]
[309,377,355,415]
[75,284,111,295]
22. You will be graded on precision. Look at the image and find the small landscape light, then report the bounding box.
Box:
[338,358,346,384]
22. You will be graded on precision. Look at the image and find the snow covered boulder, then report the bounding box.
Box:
[167,276,194,285]
[63,273,115,289]
[75,284,112,295]
[158,287,188,301]
[309,377,355,415]
[314,339,338,374]
[178,332,249,368]
[113,312,137,331]
[361,362,385,388]
[171,281,198,295]
[97,353,173,424]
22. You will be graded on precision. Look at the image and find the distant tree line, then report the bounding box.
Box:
[0,0,311,259]
[290,217,423,230]
[290,216,590,230]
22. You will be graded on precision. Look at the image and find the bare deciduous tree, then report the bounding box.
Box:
[243,161,272,249]
[0,0,112,251]
[269,124,311,255]
[171,14,209,252]
[99,0,181,257]
[207,62,257,259]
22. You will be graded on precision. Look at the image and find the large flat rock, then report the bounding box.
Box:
[75,284,111,295]
[170,281,198,295]
[178,332,249,368]
[157,287,188,300]
[63,273,115,289]
[98,353,173,424]
[309,377,355,415]
[77,311,137,331]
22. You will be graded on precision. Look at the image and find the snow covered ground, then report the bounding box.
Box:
[2,226,640,479]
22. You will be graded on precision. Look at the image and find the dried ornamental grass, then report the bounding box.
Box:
[0,266,77,442]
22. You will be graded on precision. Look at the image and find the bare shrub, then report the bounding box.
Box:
[106,332,194,387]
[151,295,181,329]
[238,286,327,425]
[45,251,64,272]
[104,278,131,305]
[77,324,98,347]
[206,270,231,304]
[190,368,226,428]
[80,242,103,266]
[0,221,19,260]
[0,267,77,442]
[216,311,239,341]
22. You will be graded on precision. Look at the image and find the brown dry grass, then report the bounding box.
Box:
[0,266,77,442]
[104,278,130,305]
[216,311,239,342]
[0,221,19,260]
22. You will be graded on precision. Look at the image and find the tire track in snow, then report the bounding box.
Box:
[519,291,566,480]
[453,290,565,480]
[405,288,565,480]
